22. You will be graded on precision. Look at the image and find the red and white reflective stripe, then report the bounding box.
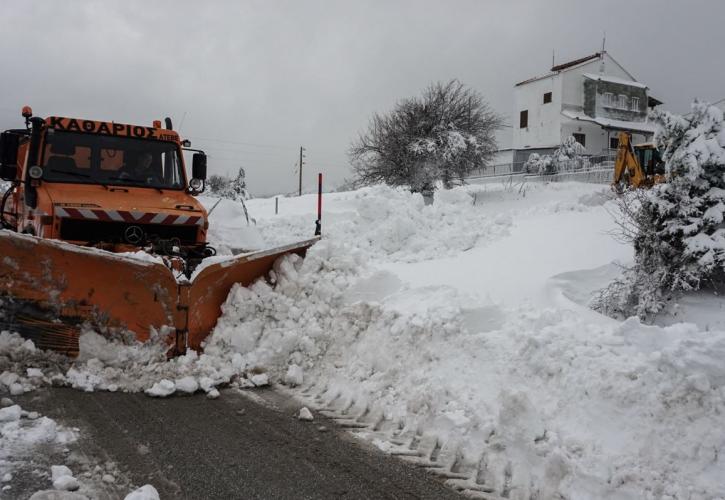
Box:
[54,207,203,226]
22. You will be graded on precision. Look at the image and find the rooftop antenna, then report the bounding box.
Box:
[599,32,606,73]
[552,49,555,68]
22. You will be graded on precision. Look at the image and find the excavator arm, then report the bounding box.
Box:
[612,131,647,189]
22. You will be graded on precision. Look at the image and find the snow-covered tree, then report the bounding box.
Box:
[594,101,725,318]
[349,80,502,192]
[555,135,587,161]
[207,167,249,201]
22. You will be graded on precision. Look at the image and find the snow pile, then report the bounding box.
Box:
[255,184,513,262]
[0,324,274,398]
[63,330,238,396]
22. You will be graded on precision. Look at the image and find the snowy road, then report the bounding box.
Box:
[16,388,462,499]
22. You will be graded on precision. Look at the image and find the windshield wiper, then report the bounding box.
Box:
[50,169,91,178]
[108,175,144,183]
[107,176,164,193]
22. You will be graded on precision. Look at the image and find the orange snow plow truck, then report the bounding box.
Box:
[0,107,319,356]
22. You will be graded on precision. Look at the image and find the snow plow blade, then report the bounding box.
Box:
[184,237,319,350]
[0,231,178,356]
[0,230,319,356]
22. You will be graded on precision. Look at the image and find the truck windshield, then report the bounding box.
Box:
[40,130,185,190]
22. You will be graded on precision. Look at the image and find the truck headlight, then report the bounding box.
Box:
[28,166,43,179]
[189,178,203,191]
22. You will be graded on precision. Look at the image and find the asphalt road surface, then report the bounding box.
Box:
[16,387,462,499]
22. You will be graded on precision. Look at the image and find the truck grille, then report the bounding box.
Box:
[60,218,198,245]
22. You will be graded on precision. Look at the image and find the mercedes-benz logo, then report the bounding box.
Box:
[124,225,144,245]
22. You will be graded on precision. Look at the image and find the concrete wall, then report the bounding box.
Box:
[512,74,562,150]
[492,149,513,165]
[590,80,648,121]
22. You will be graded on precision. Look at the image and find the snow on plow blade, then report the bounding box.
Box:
[0,230,318,356]
[184,238,320,350]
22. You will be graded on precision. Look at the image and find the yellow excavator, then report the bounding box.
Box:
[611,131,666,190]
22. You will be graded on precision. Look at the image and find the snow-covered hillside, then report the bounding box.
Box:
[231,183,725,498]
[2,181,725,499]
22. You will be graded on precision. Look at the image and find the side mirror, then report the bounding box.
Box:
[0,132,20,181]
[192,153,207,180]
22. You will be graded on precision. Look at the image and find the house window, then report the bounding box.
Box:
[573,133,586,147]
[618,94,628,109]
[610,136,619,149]
[543,92,552,104]
[520,110,528,128]
[631,97,640,112]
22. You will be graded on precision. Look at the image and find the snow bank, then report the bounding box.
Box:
[251,185,513,262]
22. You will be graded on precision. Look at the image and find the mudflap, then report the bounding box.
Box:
[0,231,178,356]
[184,237,320,350]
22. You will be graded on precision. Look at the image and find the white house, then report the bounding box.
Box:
[511,51,661,168]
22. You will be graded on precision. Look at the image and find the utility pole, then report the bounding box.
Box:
[298,146,305,196]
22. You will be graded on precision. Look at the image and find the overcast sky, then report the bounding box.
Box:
[2,0,724,195]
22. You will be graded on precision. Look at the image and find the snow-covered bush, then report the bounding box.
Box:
[594,101,725,318]
[524,136,586,175]
[524,152,554,175]
[206,167,249,201]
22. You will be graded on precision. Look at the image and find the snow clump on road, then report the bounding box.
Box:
[0,401,76,493]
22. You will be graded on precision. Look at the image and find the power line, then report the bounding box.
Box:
[199,144,300,157]
[184,136,299,150]
[186,135,344,155]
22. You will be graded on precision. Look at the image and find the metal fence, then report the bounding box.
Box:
[467,152,617,185]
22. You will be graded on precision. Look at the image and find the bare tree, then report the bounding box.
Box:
[349,80,502,192]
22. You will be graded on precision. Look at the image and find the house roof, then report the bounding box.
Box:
[551,52,602,72]
[562,110,657,134]
[514,51,641,88]
[515,52,605,87]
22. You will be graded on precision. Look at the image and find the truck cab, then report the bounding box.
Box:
[0,108,213,267]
